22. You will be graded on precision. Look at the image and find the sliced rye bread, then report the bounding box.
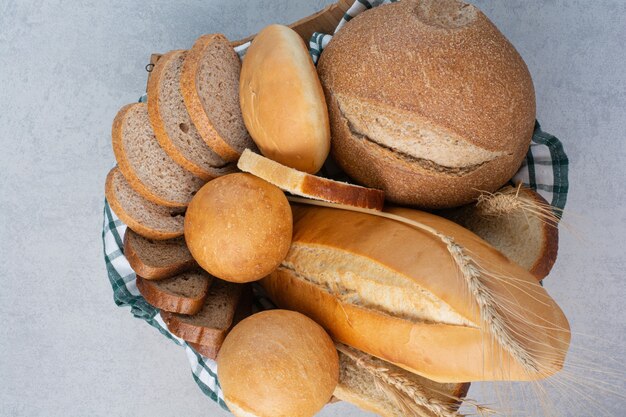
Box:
[181,34,256,162]
[112,103,205,207]
[136,270,212,315]
[335,345,468,417]
[161,279,243,347]
[105,167,185,240]
[188,284,253,359]
[147,50,236,181]
[123,229,196,280]
[237,149,385,210]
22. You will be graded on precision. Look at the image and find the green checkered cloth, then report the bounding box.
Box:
[104,0,569,412]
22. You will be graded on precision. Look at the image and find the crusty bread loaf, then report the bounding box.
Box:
[335,345,468,417]
[123,229,195,280]
[162,279,243,346]
[105,167,184,240]
[240,24,330,174]
[237,149,385,210]
[112,103,204,207]
[217,310,339,417]
[181,34,255,162]
[136,270,212,315]
[261,203,570,382]
[147,50,235,181]
[317,0,535,208]
[441,185,559,280]
[184,173,292,283]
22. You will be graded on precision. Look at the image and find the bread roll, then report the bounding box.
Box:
[317,0,536,208]
[240,24,330,174]
[261,203,570,383]
[217,310,339,417]
[184,173,292,283]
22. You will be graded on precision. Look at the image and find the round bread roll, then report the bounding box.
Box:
[184,173,292,283]
[240,24,330,174]
[217,310,339,417]
[317,0,536,208]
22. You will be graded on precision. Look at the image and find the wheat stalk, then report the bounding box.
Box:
[287,196,542,376]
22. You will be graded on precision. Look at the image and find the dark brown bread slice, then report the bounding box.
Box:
[181,34,256,162]
[162,279,243,346]
[147,50,236,181]
[112,103,205,207]
[124,229,196,280]
[188,285,253,359]
[105,167,185,240]
[136,270,212,315]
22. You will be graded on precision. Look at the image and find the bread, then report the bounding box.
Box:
[162,279,242,347]
[105,167,184,240]
[237,149,385,210]
[335,345,468,417]
[123,229,195,280]
[261,203,570,382]
[441,185,559,280]
[147,50,235,181]
[112,103,205,207]
[136,270,212,315]
[184,173,292,283]
[317,0,536,208]
[217,310,339,417]
[187,284,253,359]
[181,34,255,162]
[240,24,330,174]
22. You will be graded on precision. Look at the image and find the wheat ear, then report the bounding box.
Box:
[336,343,461,417]
[475,184,560,226]
[287,197,541,375]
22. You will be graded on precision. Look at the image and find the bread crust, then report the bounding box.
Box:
[261,204,571,382]
[317,0,536,208]
[148,51,231,181]
[180,34,241,162]
[104,168,184,240]
[123,231,196,280]
[136,274,210,315]
[525,189,559,279]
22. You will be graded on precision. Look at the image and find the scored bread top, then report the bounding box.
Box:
[112,103,205,207]
[105,167,184,240]
[147,50,236,181]
[124,229,196,280]
[181,34,256,162]
[237,149,385,210]
[136,271,212,315]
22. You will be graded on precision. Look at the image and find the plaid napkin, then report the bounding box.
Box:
[103,0,569,412]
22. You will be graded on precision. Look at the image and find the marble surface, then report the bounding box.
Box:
[0,1,624,416]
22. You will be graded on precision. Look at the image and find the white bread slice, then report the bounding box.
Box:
[237,149,385,210]
[147,50,236,181]
[123,229,195,280]
[440,185,558,280]
[112,103,205,207]
[105,167,184,240]
[181,34,255,162]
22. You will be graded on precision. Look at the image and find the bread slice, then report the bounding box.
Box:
[440,185,558,281]
[162,279,243,346]
[123,229,195,280]
[136,270,212,315]
[112,103,205,207]
[335,345,468,417]
[188,285,253,359]
[105,167,185,240]
[147,50,236,181]
[237,149,385,210]
[181,34,256,162]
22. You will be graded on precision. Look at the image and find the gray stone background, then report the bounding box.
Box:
[1,0,624,416]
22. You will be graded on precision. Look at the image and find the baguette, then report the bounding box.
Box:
[123,229,195,280]
[136,270,212,315]
[237,149,385,210]
[261,203,570,383]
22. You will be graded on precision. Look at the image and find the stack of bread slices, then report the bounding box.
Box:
[105,27,560,417]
